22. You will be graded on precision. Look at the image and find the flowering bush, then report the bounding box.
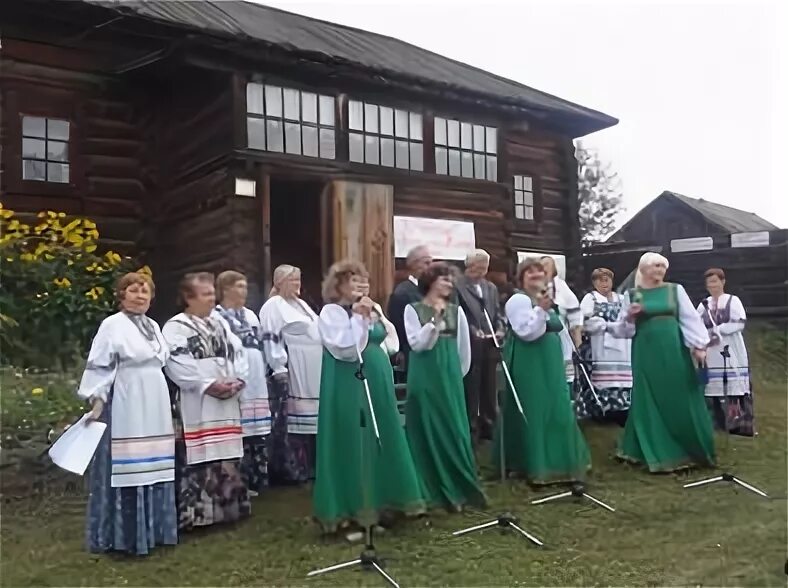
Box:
[0,203,150,368]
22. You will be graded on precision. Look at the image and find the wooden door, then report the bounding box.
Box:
[330,181,394,304]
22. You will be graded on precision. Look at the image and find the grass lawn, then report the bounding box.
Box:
[1,323,786,586]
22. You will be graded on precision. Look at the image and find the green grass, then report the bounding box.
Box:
[2,323,786,587]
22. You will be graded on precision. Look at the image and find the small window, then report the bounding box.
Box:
[348,100,423,171]
[513,175,535,220]
[435,117,496,181]
[246,82,335,159]
[21,116,70,183]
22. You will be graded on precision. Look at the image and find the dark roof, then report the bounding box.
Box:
[609,191,779,240]
[85,0,617,137]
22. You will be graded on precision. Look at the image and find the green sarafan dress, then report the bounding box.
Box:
[493,293,591,484]
[405,302,487,510]
[313,314,426,532]
[616,283,716,472]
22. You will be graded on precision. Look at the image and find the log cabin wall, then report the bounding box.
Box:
[0,38,151,256]
[610,199,719,242]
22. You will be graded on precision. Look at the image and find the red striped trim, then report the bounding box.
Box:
[184,426,242,440]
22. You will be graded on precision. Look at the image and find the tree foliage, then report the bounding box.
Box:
[576,142,624,246]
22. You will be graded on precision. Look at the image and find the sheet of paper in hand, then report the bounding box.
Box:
[48,414,107,476]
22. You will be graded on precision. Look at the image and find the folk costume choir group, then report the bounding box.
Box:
[76,246,755,556]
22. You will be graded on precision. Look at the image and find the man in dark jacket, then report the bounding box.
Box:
[386,245,432,368]
[455,248,505,443]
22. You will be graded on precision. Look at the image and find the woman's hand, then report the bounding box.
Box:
[206,381,237,399]
[626,303,643,322]
[691,347,707,368]
[352,296,374,318]
[536,293,553,311]
[85,398,105,422]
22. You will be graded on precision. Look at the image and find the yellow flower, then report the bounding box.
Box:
[34,242,49,256]
[105,251,121,265]
[85,289,99,300]
[83,220,97,230]
[31,388,44,396]
[0,209,14,219]
[53,277,72,288]
[37,211,47,219]
[67,232,84,246]
[7,219,19,231]
[34,223,47,233]
[84,243,97,253]
[46,211,57,219]
[5,257,14,262]
[137,265,152,276]
[58,212,66,218]
[67,259,74,266]
[20,253,35,262]
[44,253,55,260]
[86,262,98,272]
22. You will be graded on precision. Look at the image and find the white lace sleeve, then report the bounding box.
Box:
[374,304,399,355]
[319,304,370,362]
[677,284,711,349]
[505,293,548,342]
[259,299,288,374]
[457,306,472,376]
[404,304,439,352]
[77,317,118,403]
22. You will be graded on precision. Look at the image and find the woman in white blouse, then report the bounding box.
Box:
[404,262,486,511]
[697,267,754,436]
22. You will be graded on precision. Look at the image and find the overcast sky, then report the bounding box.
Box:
[259,0,787,229]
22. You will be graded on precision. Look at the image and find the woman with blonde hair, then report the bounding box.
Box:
[215,270,271,494]
[608,252,715,472]
[259,264,322,483]
[80,272,177,555]
[313,260,425,534]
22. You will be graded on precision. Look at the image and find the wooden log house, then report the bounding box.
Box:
[1,0,617,319]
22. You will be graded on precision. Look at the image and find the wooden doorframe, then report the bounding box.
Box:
[256,164,272,298]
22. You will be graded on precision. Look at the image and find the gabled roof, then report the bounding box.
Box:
[84,0,617,137]
[609,191,779,241]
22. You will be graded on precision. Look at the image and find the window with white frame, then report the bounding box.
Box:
[21,116,70,183]
[246,82,336,159]
[434,117,497,181]
[348,101,423,171]
[513,175,535,220]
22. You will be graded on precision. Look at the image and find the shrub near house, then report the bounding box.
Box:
[0,203,148,369]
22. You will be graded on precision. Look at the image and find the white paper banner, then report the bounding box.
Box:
[393,216,476,260]
[731,231,770,248]
[517,251,566,280]
[670,236,714,253]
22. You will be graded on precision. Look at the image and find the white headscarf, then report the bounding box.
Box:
[635,252,669,288]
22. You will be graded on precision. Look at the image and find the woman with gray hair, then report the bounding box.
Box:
[259,264,322,483]
[608,252,715,472]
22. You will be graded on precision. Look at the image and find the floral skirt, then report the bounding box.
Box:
[706,394,755,437]
[268,375,316,484]
[241,435,269,494]
[572,338,630,423]
[86,402,177,555]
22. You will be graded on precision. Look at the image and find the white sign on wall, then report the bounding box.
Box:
[731,231,770,248]
[670,236,714,253]
[517,251,566,280]
[393,216,476,260]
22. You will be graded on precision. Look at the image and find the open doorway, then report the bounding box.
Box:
[270,178,326,312]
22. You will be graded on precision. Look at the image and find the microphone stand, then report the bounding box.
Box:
[452,307,543,547]
[684,301,767,498]
[308,313,401,587]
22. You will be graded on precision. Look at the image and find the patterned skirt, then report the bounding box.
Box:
[706,394,755,437]
[241,435,269,494]
[267,375,316,484]
[86,402,178,555]
[572,338,631,423]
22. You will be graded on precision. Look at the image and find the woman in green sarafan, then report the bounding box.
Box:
[404,262,487,511]
[609,252,715,472]
[313,260,425,535]
[493,258,591,484]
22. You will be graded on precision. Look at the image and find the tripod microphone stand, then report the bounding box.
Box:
[308,319,402,587]
[452,308,543,546]
[684,302,767,498]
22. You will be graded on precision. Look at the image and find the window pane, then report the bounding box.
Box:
[523,176,533,191]
[319,96,335,126]
[448,149,461,176]
[525,206,535,221]
[395,140,409,169]
[435,147,448,175]
[47,162,69,183]
[284,122,302,154]
[460,122,472,149]
[247,118,265,149]
[515,204,524,219]
[22,138,45,159]
[48,119,70,141]
[409,113,422,140]
[22,159,46,181]
[349,132,364,162]
[394,109,408,138]
[47,140,68,162]
[410,142,423,171]
[524,190,534,205]
[434,117,447,145]
[380,106,394,136]
[514,175,523,189]
[447,120,460,147]
[514,191,524,205]
[473,153,485,179]
[283,88,300,120]
[381,138,395,167]
[364,135,379,165]
[364,103,378,133]
[266,119,284,152]
[247,83,264,114]
[461,151,473,178]
[485,127,497,153]
[22,116,46,138]
[486,155,497,181]
[319,128,336,159]
[473,124,485,151]
[302,92,318,123]
[349,100,364,131]
[302,125,318,157]
[264,85,282,117]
